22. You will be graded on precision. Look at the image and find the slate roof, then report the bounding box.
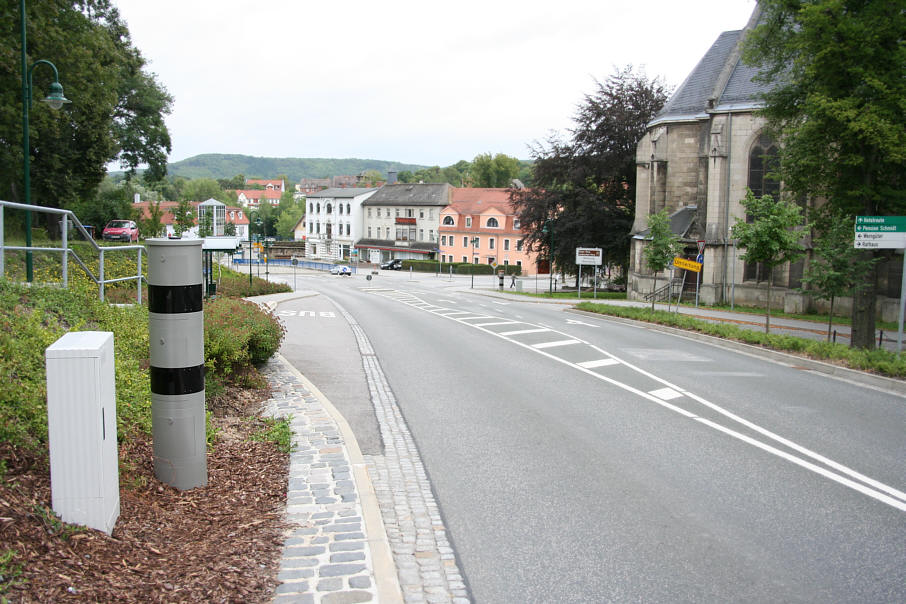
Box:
[362,183,451,206]
[633,205,697,240]
[650,6,771,126]
[305,187,377,198]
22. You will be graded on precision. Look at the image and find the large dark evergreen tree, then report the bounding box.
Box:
[743,1,906,349]
[0,0,172,210]
[514,66,668,278]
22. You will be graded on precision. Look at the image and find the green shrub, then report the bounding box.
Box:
[204,297,286,377]
[215,266,292,297]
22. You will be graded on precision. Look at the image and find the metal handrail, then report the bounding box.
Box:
[0,199,145,303]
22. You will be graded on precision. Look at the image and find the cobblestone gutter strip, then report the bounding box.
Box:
[261,358,381,603]
[336,306,471,604]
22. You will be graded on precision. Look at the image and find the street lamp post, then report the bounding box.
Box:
[470,237,479,288]
[248,221,253,287]
[255,217,262,279]
[542,220,554,294]
[21,0,71,282]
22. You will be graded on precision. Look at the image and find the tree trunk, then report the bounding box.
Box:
[850,251,879,349]
[765,272,772,335]
[827,296,834,342]
[651,274,657,312]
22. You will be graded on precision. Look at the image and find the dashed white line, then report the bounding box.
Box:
[499,328,550,336]
[577,359,620,369]
[650,387,683,400]
[472,321,522,328]
[532,339,582,349]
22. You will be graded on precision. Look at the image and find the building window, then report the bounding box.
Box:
[516,260,522,268]
[489,238,495,250]
[487,258,493,265]
[309,223,313,234]
[463,236,468,247]
[748,135,780,200]
[443,216,455,226]
[419,229,424,241]
[339,204,343,215]
[429,209,434,219]
[419,210,424,218]
[326,204,332,214]
[368,227,372,238]
[474,257,479,264]
[395,208,400,217]
[504,260,509,265]
[368,208,372,217]
[441,235,447,245]
[346,203,350,214]
[462,256,468,263]
[406,209,413,218]
[516,240,523,251]
[309,203,313,213]
[514,219,520,229]
[487,217,499,228]
[316,223,320,234]
[745,134,782,282]
[466,217,472,227]
[346,223,350,236]
[386,209,391,217]
[429,230,435,242]
[504,239,510,251]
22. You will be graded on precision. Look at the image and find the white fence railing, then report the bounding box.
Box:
[0,200,144,303]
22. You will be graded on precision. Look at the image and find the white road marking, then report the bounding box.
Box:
[650,387,683,400]
[472,321,522,327]
[367,287,906,511]
[499,328,550,336]
[491,301,509,305]
[566,319,598,327]
[532,339,582,349]
[577,359,620,369]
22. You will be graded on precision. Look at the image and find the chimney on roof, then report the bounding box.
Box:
[387,170,398,185]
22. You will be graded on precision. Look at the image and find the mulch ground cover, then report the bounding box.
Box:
[1,384,289,603]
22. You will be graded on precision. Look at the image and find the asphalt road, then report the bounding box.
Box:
[274,269,906,603]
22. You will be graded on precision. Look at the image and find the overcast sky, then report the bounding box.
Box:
[111,0,757,168]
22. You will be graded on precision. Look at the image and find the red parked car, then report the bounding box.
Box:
[102,220,139,242]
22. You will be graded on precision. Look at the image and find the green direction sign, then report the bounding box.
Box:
[855,216,906,232]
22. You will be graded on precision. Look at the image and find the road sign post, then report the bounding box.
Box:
[855,217,906,352]
[575,248,603,299]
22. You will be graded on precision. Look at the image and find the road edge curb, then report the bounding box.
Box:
[273,354,404,603]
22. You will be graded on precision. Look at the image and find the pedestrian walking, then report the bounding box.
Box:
[510,273,516,288]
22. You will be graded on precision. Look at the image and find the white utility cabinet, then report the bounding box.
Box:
[45,331,120,535]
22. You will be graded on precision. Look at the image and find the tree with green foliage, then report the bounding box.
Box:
[471,153,520,188]
[224,221,237,237]
[139,200,166,238]
[173,199,195,236]
[800,211,874,341]
[217,174,246,190]
[514,66,668,278]
[642,210,683,311]
[275,206,304,240]
[0,0,172,210]
[742,1,906,348]
[397,171,415,183]
[180,178,229,203]
[197,208,214,238]
[69,179,137,231]
[731,190,806,334]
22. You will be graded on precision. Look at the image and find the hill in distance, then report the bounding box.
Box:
[166,154,430,181]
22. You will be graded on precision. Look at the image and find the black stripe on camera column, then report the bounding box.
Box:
[147,239,207,490]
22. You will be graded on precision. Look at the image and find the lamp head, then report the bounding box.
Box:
[42,81,71,110]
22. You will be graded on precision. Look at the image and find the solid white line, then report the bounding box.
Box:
[499,328,550,336]
[696,417,906,512]
[472,321,521,327]
[532,339,581,349]
[650,387,683,400]
[376,286,906,511]
[439,311,474,316]
[577,359,620,369]
[456,316,494,321]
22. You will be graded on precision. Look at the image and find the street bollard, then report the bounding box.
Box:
[147,239,207,490]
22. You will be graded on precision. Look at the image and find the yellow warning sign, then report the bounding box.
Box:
[673,257,702,273]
